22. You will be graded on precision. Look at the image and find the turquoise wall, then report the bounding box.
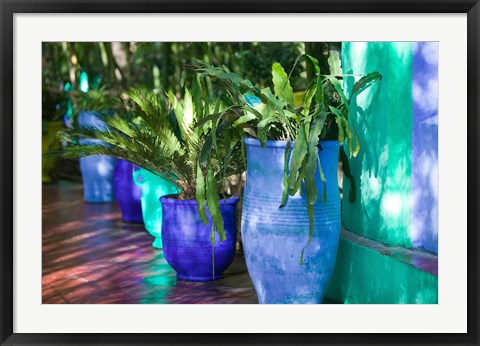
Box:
[342,42,413,248]
[341,42,438,253]
[325,42,439,304]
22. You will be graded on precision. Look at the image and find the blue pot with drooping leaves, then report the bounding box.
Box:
[241,138,341,304]
[133,168,180,248]
[78,111,115,203]
[161,196,239,281]
[113,159,143,223]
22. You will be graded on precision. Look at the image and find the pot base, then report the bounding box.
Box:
[84,199,113,204]
[121,215,143,224]
[152,237,163,249]
[177,274,222,282]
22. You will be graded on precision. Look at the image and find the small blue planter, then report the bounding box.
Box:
[242,138,341,304]
[161,196,239,281]
[114,159,143,223]
[133,168,180,248]
[78,111,115,203]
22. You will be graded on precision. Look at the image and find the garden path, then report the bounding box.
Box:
[42,180,258,304]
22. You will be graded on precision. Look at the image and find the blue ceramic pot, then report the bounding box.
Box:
[242,138,341,304]
[133,168,180,248]
[161,196,239,281]
[114,159,143,223]
[78,111,115,203]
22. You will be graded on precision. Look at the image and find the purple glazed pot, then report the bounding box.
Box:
[113,159,143,223]
[160,196,239,281]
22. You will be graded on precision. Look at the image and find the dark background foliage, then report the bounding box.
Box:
[42,42,341,121]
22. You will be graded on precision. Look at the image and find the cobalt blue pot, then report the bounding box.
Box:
[242,138,341,304]
[161,196,239,281]
[78,111,115,203]
[113,159,143,223]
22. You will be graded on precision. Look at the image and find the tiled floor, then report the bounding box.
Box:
[42,180,258,304]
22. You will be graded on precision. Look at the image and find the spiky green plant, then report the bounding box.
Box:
[188,54,381,262]
[57,86,245,242]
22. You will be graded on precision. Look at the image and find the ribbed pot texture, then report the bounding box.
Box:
[113,159,143,223]
[242,138,341,304]
[133,168,180,248]
[161,196,239,281]
[78,111,115,203]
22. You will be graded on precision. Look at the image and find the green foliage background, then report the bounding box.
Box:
[42,42,341,120]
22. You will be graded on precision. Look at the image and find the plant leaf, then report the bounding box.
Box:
[279,139,292,208]
[221,137,239,184]
[288,54,320,82]
[327,50,342,76]
[182,88,194,129]
[302,79,317,115]
[192,76,205,118]
[324,75,349,108]
[211,97,222,154]
[272,62,294,105]
[305,116,326,207]
[351,120,361,157]
[233,112,257,127]
[299,115,326,264]
[196,162,208,224]
[206,167,226,241]
[287,126,308,193]
[315,76,326,108]
[329,105,352,153]
[168,108,184,144]
[317,155,327,202]
[195,113,221,128]
[334,116,345,144]
[293,158,306,195]
[199,136,213,167]
[300,205,315,265]
[350,71,382,99]
[239,124,257,138]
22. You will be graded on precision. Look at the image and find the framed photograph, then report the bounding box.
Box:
[1,0,478,345]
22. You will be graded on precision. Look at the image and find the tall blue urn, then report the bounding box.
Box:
[241,138,341,304]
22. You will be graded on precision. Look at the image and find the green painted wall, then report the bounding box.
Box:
[325,237,438,304]
[342,42,413,248]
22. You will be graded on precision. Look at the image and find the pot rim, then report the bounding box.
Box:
[243,137,339,148]
[160,195,240,205]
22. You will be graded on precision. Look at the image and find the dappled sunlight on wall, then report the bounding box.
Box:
[342,42,413,248]
[411,42,438,254]
[341,42,438,254]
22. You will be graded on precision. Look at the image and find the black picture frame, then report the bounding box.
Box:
[1,0,479,345]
